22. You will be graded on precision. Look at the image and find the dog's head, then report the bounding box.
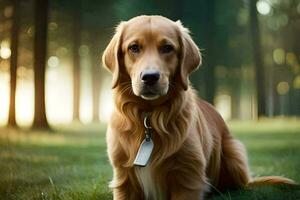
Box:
[102,15,201,100]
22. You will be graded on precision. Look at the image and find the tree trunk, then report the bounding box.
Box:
[8,0,20,128]
[91,42,101,122]
[204,0,216,105]
[72,5,81,121]
[249,0,266,117]
[32,0,50,129]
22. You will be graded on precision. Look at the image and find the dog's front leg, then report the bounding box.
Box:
[166,167,208,200]
[113,185,143,200]
[111,167,142,200]
[167,145,208,200]
[113,182,142,200]
[113,186,140,200]
[113,187,127,200]
[170,188,206,200]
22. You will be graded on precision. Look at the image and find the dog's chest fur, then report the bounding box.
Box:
[135,165,162,200]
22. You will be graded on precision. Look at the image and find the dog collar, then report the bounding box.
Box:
[133,113,154,167]
[143,114,152,141]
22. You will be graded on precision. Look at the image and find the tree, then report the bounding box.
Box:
[32,0,50,129]
[249,0,267,117]
[203,0,216,105]
[72,0,81,121]
[8,0,20,128]
[91,35,101,122]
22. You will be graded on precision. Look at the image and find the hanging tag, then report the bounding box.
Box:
[133,138,154,167]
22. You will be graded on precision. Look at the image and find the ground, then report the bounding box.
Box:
[0,119,300,200]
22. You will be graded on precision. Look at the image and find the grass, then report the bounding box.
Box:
[0,124,112,200]
[0,119,300,200]
[211,119,300,200]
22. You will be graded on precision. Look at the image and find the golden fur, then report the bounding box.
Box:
[102,15,294,200]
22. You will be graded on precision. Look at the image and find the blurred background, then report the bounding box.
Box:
[0,0,299,129]
[1,1,300,199]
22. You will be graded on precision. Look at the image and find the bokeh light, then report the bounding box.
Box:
[56,47,68,57]
[278,14,288,27]
[47,56,60,68]
[27,26,34,37]
[0,47,11,59]
[48,22,58,31]
[277,81,290,95]
[294,76,300,89]
[286,52,296,66]
[256,0,271,15]
[0,40,11,59]
[273,48,285,65]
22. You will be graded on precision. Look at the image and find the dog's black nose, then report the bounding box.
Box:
[141,71,160,86]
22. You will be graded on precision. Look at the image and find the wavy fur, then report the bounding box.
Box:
[103,15,295,200]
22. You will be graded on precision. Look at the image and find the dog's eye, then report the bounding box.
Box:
[160,44,174,54]
[128,44,141,53]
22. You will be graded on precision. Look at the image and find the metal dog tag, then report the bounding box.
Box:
[134,138,154,167]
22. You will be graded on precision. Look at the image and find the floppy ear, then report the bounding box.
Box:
[102,22,125,88]
[176,20,202,90]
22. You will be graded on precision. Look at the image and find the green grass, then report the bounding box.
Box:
[0,119,300,200]
[0,124,112,200]
[211,119,300,200]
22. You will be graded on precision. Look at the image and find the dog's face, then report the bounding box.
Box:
[103,15,201,101]
[122,17,179,100]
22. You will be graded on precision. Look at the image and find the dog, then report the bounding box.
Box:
[102,15,294,200]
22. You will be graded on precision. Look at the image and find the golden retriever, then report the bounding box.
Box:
[102,15,294,200]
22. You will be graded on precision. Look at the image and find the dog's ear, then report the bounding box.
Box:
[176,20,202,90]
[102,22,125,89]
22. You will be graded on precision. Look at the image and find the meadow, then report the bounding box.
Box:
[0,119,300,200]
